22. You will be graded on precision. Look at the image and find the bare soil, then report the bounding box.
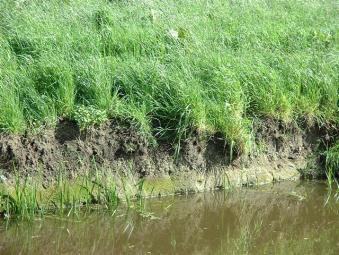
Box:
[0,119,334,190]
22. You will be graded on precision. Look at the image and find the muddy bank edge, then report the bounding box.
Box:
[0,119,336,196]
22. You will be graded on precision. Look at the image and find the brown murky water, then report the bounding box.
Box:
[0,181,338,255]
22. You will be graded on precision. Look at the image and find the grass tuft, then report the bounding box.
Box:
[325,142,339,189]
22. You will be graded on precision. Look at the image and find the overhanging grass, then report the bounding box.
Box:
[0,0,338,152]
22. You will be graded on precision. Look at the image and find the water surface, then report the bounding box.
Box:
[0,181,338,255]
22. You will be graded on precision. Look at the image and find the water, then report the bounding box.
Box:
[0,181,338,255]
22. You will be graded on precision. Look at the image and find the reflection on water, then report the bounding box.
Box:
[0,181,338,255]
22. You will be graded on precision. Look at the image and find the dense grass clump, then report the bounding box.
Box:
[0,0,338,152]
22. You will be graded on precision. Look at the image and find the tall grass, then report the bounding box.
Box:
[0,0,337,152]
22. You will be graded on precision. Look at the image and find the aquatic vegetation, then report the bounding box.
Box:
[0,172,122,219]
[0,0,337,154]
[325,142,339,189]
[0,180,338,254]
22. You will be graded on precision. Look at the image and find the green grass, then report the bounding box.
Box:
[0,171,121,219]
[325,142,339,189]
[0,0,338,153]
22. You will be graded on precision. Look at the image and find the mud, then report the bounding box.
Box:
[0,119,333,193]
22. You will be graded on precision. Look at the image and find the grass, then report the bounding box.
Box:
[325,142,339,189]
[0,0,337,154]
[0,171,124,219]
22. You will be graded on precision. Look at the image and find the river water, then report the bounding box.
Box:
[0,181,338,255]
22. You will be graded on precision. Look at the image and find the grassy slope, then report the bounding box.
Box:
[0,0,338,152]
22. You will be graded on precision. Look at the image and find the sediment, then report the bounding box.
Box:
[0,119,335,196]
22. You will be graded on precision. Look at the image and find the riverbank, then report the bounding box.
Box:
[0,119,334,188]
[0,118,337,218]
[0,0,338,216]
